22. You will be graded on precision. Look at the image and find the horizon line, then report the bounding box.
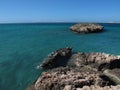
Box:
[0,21,120,24]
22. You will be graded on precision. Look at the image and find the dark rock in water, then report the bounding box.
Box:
[39,47,72,69]
[34,67,108,90]
[70,23,104,33]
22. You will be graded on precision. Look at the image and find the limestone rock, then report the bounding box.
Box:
[103,69,120,84]
[70,23,104,33]
[27,48,120,90]
[68,52,120,71]
[63,85,72,90]
[34,67,108,90]
[78,85,120,90]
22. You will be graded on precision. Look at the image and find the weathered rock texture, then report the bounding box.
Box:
[103,69,120,85]
[70,23,104,33]
[68,52,120,71]
[39,47,72,69]
[35,67,108,90]
[74,85,120,90]
[27,48,120,90]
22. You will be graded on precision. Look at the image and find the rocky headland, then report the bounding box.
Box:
[70,23,104,33]
[26,47,120,90]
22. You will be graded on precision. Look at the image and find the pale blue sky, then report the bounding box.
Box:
[0,0,120,23]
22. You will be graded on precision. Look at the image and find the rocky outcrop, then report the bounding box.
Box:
[70,23,104,33]
[68,52,120,71]
[34,67,108,90]
[27,48,120,90]
[39,47,72,69]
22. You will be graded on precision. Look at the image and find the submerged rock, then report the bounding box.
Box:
[26,84,35,90]
[70,23,104,33]
[39,47,72,69]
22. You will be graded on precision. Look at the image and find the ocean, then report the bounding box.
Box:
[0,23,120,90]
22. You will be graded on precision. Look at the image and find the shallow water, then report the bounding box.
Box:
[0,23,120,90]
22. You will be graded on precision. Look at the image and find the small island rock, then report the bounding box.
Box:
[70,23,104,33]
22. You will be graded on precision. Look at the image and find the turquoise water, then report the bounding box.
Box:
[0,23,120,90]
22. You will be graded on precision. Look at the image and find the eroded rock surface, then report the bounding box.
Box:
[68,52,120,71]
[35,67,108,90]
[75,85,120,90]
[70,23,104,33]
[27,48,120,90]
[103,69,120,84]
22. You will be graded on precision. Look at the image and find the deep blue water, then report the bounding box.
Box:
[0,23,120,90]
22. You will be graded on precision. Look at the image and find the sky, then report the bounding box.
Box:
[0,0,120,23]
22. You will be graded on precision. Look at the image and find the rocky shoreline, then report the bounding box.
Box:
[26,47,120,90]
[70,23,104,33]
